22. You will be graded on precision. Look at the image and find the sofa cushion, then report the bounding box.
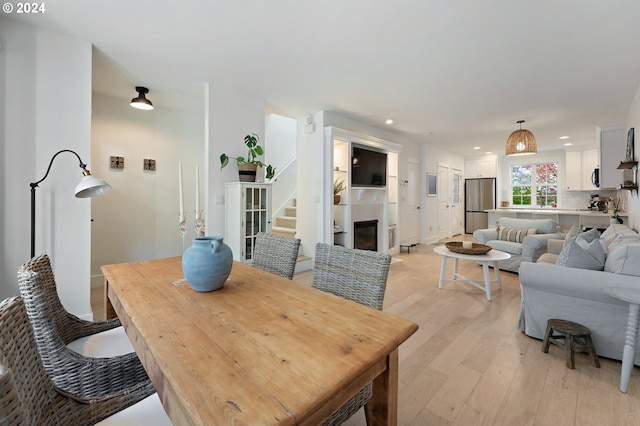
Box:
[607,233,640,253]
[561,237,606,270]
[499,217,556,234]
[497,226,537,243]
[605,244,640,276]
[600,224,637,249]
[486,240,522,255]
[557,226,601,266]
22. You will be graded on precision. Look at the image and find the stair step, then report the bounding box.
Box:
[275,216,296,229]
[272,226,296,237]
[284,207,297,218]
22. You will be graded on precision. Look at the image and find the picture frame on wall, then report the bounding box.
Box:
[625,127,634,162]
[427,173,437,196]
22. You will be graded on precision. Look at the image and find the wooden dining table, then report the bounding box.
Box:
[101,256,418,425]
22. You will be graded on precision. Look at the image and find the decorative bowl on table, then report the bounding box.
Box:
[445,242,491,255]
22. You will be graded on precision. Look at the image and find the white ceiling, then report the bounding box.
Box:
[8,0,640,155]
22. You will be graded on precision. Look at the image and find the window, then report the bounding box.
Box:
[511,162,558,207]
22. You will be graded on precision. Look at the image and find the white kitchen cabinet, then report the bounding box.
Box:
[565,151,582,190]
[565,148,599,191]
[465,157,497,178]
[224,182,271,263]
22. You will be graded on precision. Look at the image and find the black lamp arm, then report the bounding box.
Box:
[30,149,88,189]
[30,149,89,258]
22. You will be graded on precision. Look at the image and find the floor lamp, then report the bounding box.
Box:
[30,149,111,258]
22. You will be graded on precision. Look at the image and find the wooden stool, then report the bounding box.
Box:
[541,319,600,369]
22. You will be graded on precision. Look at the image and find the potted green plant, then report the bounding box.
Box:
[220,133,276,182]
[333,178,346,204]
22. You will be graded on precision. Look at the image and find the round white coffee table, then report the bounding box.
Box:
[433,245,510,301]
[603,287,640,393]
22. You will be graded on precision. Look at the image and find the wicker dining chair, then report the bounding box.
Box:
[312,243,392,426]
[0,296,162,426]
[252,232,301,280]
[17,254,151,397]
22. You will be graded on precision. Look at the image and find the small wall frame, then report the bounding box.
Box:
[427,173,437,196]
[110,156,124,169]
[143,159,156,171]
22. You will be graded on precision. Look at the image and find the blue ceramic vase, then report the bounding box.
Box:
[182,236,233,292]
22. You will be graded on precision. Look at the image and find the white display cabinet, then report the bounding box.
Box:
[224,182,272,263]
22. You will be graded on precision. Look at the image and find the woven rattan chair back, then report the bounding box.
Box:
[252,232,301,280]
[312,243,392,426]
[17,255,151,397]
[313,243,391,311]
[0,364,27,425]
[19,254,111,344]
[0,296,156,425]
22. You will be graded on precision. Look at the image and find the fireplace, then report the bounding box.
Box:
[354,220,378,251]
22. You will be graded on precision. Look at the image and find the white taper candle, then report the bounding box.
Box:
[178,162,184,222]
[195,165,200,220]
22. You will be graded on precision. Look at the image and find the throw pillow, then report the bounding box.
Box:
[556,226,601,266]
[497,226,537,243]
[562,224,582,247]
[605,244,640,276]
[562,237,606,270]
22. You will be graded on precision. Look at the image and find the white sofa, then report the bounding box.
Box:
[473,217,564,273]
[518,224,640,365]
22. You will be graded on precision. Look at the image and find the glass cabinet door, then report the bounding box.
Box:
[243,186,269,260]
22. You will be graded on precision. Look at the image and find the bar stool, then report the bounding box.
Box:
[541,319,600,369]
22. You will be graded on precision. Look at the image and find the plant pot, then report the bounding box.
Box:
[334,194,341,205]
[238,163,258,182]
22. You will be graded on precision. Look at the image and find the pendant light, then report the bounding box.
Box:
[505,120,537,156]
[130,86,154,110]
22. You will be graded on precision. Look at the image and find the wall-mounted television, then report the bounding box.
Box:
[351,145,387,187]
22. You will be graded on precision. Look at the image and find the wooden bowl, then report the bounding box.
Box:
[445,242,491,255]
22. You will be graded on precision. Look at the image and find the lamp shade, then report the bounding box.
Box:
[74,175,111,198]
[506,121,537,156]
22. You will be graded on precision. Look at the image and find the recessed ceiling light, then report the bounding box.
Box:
[385,119,394,125]
[473,146,481,150]
[485,151,492,154]
[563,142,573,146]
[559,136,570,140]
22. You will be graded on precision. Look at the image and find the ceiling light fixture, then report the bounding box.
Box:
[385,119,394,125]
[130,86,154,110]
[505,120,537,156]
[559,136,570,140]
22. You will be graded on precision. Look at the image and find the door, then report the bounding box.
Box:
[405,160,420,244]
[437,164,450,240]
[451,169,463,235]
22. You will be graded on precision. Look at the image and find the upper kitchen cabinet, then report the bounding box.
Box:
[600,127,626,189]
[465,156,497,178]
[565,148,599,191]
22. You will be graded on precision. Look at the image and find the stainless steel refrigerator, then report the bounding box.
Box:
[465,178,496,233]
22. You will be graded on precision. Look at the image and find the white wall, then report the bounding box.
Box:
[90,93,204,285]
[0,18,93,317]
[206,83,265,238]
[421,143,465,243]
[626,83,640,230]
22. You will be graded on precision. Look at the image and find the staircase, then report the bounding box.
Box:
[271,198,312,273]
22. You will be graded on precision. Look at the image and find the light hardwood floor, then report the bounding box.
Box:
[92,242,640,425]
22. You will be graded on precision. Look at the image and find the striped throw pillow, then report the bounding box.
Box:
[497,226,538,243]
